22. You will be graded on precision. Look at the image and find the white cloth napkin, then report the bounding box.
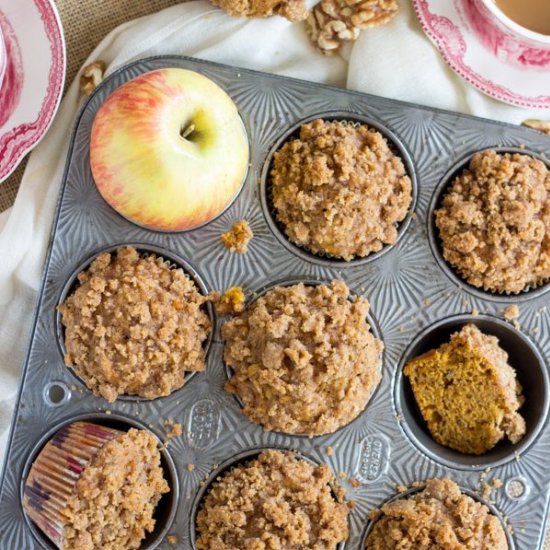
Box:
[0,0,546,462]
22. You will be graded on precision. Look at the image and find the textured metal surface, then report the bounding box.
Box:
[0,55,550,549]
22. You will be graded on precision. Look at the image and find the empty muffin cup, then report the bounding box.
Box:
[22,415,178,550]
[428,147,550,302]
[190,448,348,550]
[395,314,549,469]
[56,243,215,402]
[260,112,417,266]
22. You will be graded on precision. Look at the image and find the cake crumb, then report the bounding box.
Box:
[167,535,178,545]
[221,220,253,254]
[471,308,479,316]
[512,319,521,331]
[503,304,520,320]
[325,446,334,456]
[187,463,195,472]
[338,471,346,480]
[212,286,246,316]
[396,483,407,493]
[349,477,361,488]
[423,298,431,306]
[163,420,182,439]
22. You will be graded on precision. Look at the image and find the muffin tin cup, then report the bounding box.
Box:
[394,313,549,470]
[427,146,550,303]
[189,447,348,550]
[260,111,418,267]
[360,485,515,550]
[56,243,215,402]
[223,277,384,438]
[20,413,179,550]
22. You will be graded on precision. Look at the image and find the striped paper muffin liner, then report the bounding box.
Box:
[23,421,122,548]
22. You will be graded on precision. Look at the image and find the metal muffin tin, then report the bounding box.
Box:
[0,55,549,549]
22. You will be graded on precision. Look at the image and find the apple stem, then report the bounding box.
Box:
[181,123,196,140]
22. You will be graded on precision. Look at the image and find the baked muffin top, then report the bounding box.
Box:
[63,428,169,550]
[435,150,550,293]
[59,246,211,401]
[222,280,383,435]
[366,479,508,550]
[196,449,349,550]
[271,119,412,261]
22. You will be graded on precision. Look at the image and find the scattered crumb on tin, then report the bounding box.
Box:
[423,298,431,306]
[503,304,520,320]
[471,308,479,316]
[164,419,183,439]
[211,286,246,316]
[221,219,253,254]
[167,535,178,545]
[512,319,521,331]
[349,477,361,488]
[396,483,407,493]
[325,446,334,456]
[187,463,195,472]
[338,471,346,480]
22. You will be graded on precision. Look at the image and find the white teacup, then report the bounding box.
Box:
[463,0,550,69]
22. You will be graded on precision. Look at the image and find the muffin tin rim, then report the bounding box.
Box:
[259,110,419,268]
[222,276,385,439]
[55,242,216,403]
[19,411,180,550]
[427,146,550,303]
[393,312,550,471]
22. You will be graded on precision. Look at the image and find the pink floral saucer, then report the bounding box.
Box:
[0,0,66,183]
[412,0,550,109]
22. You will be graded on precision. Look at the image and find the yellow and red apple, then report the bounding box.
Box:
[90,68,249,231]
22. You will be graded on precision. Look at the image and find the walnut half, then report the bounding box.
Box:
[522,119,550,136]
[80,61,106,96]
[307,0,399,55]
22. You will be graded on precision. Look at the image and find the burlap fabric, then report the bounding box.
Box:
[0,0,182,212]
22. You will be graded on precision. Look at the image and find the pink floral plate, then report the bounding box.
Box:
[0,0,66,183]
[412,0,550,110]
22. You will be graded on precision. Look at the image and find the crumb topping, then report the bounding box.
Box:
[365,479,508,549]
[222,280,383,435]
[435,150,550,293]
[195,450,349,549]
[210,0,308,20]
[62,429,169,550]
[59,246,211,402]
[221,220,253,254]
[271,119,412,261]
